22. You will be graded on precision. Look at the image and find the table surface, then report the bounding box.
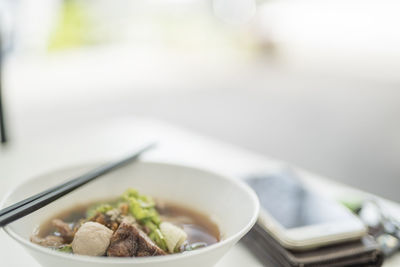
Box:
[1,118,399,266]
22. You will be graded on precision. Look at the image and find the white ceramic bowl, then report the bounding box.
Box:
[2,161,259,267]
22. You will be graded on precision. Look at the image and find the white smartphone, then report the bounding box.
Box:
[246,170,367,251]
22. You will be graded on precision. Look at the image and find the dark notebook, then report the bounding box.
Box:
[242,223,384,267]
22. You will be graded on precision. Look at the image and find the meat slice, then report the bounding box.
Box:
[52,219,74,243]
[31,235,64,248]
[107,221,138,257]
[90,212,107,225]
[135,229,166,257]
[90,212,120,231]
[107,220,166,257]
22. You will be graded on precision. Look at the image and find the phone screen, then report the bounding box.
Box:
[246,171,355,229]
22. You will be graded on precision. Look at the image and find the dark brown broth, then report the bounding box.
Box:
[158,202,220,246]
[37,204,87,237]
[37,200,220,248]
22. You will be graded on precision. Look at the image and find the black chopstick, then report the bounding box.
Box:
[0,176,78,217]
[0,143,156,227]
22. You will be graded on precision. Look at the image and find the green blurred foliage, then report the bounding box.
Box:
[48,0,94,51]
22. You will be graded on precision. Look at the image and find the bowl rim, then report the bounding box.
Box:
[1,160,260,264]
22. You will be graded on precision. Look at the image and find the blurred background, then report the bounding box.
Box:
[1,0,399,200]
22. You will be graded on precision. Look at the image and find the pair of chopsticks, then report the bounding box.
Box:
[0,143,156,227]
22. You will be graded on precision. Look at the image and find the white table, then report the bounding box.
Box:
[1,118,399,266]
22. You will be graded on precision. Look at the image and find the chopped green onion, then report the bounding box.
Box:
[185,242,207,251]
[57,245,73,254]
